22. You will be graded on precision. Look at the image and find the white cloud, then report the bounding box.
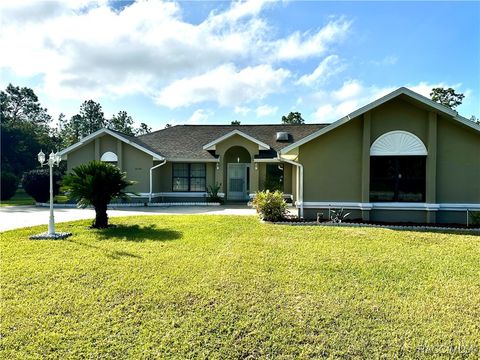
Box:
[156,64,290,108]
[310,80,468,123]
[0,1,351,107]
[187,109,211,123]
[256,104,278,117]
[234,106,251,116]
[296,55,345,86]
[273,18,351,61]
[407,81,462,99]
[311,80,396,122]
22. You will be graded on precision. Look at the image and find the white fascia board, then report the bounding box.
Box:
[202,130,270,150]
[59,128,165,160]
[280,87,479,154]
[254,158,280,163]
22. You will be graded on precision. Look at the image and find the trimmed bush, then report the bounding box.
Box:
[1,172,19,200]
[206,183,224,204]
[252,190,287,222]
[22,169,61,203]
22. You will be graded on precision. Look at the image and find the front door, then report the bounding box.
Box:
[227,163,248,200]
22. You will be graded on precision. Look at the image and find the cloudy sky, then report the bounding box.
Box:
[0,0,478,129]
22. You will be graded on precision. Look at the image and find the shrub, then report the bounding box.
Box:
[469,211,480,227]
[252,190,287,222]
[1,172,19,200]
[61,161,134,228]
[22,169,61,203]
[206,183,223,204]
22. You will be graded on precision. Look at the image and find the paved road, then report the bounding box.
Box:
[0,205,258,232]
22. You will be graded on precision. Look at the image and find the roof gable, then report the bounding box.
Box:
[202,130,271,151]
[59,128,164,160]
[280,87,480,155]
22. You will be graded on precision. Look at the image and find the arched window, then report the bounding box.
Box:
[100,151,118,164]
[370,131,427,202]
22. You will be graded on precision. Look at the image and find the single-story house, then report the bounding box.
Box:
[59,87,480,224]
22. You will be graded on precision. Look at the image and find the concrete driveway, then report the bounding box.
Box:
[0,205,258,232]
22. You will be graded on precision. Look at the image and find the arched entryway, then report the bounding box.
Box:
[224,146,251,201]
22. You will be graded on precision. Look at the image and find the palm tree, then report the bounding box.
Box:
[62,161,134,228]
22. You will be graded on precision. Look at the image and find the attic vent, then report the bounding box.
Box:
[276,132,289,141]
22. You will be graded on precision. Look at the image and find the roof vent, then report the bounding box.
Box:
[276,132,289,141]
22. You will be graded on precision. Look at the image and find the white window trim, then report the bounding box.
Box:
[370,130,428,156]
[100,151,118,162]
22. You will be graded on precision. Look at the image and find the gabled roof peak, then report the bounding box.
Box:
[279,86,479,155]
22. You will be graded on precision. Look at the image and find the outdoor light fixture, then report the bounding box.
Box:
[254,163,258,170]
[237,157,240,163]
[30,150,71,240]
[216,156,220,170]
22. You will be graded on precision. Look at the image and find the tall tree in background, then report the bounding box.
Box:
[231,120,241,125]
[79,100,106,135]
[281,112,305,124]
[430,87,464,109]
[135,122,152,135]
[58,100,105,147]
[0,84,55,176]
[0,84,52,126]
[108,110,135,136]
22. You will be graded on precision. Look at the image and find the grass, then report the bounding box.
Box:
[1,215,479,358]
[0,189,35,206]
[0,189,69,207]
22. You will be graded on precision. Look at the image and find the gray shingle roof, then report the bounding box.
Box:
[135,124,327,160]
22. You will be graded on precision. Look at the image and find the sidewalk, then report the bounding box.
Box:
[0,205,258,232]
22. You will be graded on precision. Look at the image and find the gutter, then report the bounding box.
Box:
[277,155,304,218]
[149,160,167,203]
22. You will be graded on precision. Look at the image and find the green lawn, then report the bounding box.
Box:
[1,216,479,358]
[0,189,69,207]
[0,189,35,206]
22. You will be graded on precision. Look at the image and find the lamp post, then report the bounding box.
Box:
[37,150,61,235]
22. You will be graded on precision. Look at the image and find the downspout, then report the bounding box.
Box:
[149,160,166,203]
[277,155,304,218]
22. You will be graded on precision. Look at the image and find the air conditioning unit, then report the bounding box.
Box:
[276,132,289,141]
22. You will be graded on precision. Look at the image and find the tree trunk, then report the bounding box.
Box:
[93,203,108,228]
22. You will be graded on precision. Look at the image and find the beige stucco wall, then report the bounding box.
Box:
[99,135,117,158]
[436,116,480,203]
[122,145,153,193]
[67,141,95,172]
[299,117,363,202]
[370,98,428,144]
[152,161,171,192]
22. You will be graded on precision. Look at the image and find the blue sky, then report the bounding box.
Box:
[0,1,478,130]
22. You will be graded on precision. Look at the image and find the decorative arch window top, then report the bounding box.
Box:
[370,130,427,156]
[100,151,118,162]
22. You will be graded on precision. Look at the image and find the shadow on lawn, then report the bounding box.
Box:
[66,239,142,260]
[96,224,183,242]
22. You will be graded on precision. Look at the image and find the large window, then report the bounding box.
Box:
[370,156,426,202]
[172,163,206,192]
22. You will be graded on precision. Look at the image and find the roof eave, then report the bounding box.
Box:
[280,87,480,154]
[59,128,165,160]
[202,129,270,151]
